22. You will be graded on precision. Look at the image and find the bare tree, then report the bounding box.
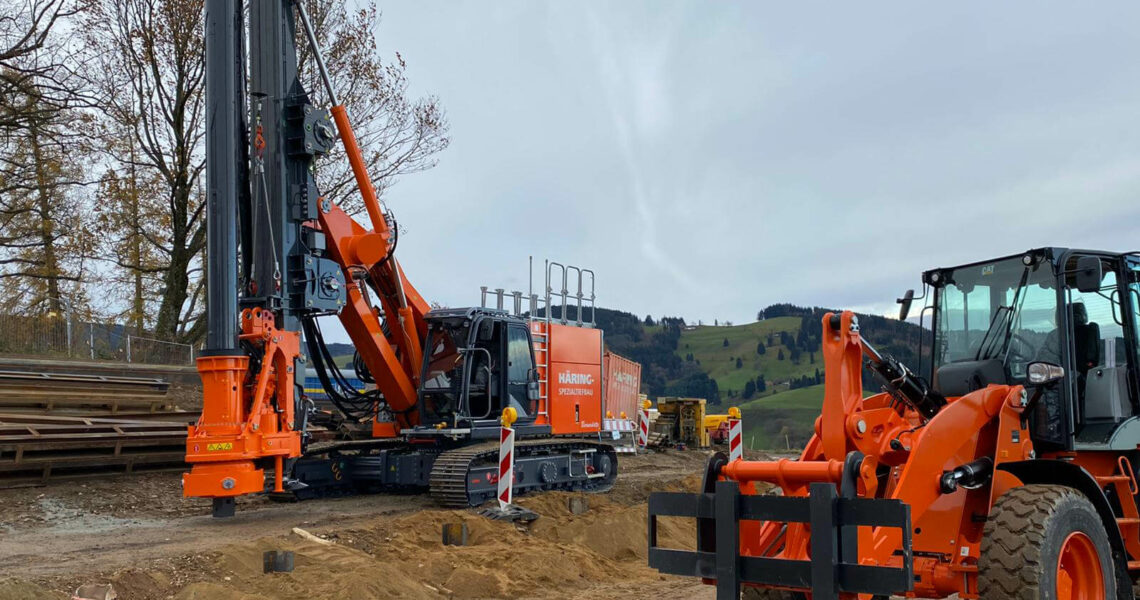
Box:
[86,0,447,343]
[85,0,208,342]
[94,154,169,331]
[0,1,95,314]
[296,0,450,215]
[0,0,87,131]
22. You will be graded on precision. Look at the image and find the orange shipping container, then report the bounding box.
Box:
[603,351,641,422]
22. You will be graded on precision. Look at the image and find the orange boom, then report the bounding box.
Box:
[650,248,1140,599]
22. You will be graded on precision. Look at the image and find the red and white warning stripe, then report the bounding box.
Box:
[638,407,650,448]
[728,418,743,462]
[497,424,515,509]
[603,418,634,432]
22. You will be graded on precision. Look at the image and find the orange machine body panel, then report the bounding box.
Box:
[542,323,603,435]
[603,350,641,419]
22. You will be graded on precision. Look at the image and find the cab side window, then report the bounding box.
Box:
[507,325,532,383]
[1066,257,1131,422]
[505,325,534,417]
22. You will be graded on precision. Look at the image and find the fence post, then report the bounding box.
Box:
[126,335,132,363]
[64,303,72,357]
[89,323,94,360]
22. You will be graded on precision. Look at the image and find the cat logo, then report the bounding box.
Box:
[206,442,233,451]
[981,265,995,276]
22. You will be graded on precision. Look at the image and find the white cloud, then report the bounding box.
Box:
[359,0,1140,328]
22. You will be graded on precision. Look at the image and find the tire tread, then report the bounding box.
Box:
[979,484,1111,599]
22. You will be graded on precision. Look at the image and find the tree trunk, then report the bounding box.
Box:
[28,120,62,313]
[129,147,144,331]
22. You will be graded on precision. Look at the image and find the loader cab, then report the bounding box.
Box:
[415,307,538,432]
[926,248,1140,450]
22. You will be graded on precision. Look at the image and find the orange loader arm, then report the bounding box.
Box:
[647,312,1037,599]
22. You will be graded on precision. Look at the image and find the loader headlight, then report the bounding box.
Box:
[1027,362,1065,385]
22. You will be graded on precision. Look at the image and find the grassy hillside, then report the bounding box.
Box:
[676,317,820,398]
[737,384,824,450]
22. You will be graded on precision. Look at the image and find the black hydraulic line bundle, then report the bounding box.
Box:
[300,316,384,421]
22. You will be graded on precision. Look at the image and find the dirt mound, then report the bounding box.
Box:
[0,579,64,600]
[5,450,717,599]
[199,537,437,600]
[36,488,695,600]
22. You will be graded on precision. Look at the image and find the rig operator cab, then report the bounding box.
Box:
[647,248,1140,600]
[416,308,541,436]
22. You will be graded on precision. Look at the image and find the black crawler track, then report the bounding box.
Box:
[429,439,618,508]
[267,437,617,507]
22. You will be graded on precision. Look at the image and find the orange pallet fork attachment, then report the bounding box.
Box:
[183,308,302,502]
[648,311,1039,599]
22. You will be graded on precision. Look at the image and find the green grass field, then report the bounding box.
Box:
[675,317,821,398]
[734,383,824,450]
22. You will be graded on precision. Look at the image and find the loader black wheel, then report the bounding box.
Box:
[980,484,1116,600]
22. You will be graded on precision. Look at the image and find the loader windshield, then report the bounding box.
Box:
[934,256,1059,380]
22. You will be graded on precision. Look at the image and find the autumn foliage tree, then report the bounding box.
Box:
[295,0,449,217]
[83,0,208,342]
[0,0,95,315]
[85,0,448,343]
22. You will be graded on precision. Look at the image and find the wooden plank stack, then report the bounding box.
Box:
[0,370,197,487]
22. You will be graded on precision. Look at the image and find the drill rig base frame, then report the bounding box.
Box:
[272,436,619,508]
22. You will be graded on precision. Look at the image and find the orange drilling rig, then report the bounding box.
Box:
[186,0,617,517]
[650,249,1140,599]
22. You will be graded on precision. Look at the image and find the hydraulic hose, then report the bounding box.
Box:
[828,314,946,420]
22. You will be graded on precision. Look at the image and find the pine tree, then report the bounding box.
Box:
[722,337,729,347]
[736,357,743,369]
[777,349,785,361]
[757,341,766,355]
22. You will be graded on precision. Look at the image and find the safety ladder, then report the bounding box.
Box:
[1095,456,1140,568]
[531,318,550,418]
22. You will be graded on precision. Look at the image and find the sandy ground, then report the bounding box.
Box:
[0,448,731,600]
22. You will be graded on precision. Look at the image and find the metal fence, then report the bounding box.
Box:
[0,312,196,366]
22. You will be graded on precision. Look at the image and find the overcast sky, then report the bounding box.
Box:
[363,1,1140,325]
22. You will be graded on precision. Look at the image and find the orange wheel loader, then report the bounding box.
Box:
[649,248,1140,599]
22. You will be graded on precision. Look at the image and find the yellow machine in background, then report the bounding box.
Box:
[652,397,710,448]
[703,407,741,445]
